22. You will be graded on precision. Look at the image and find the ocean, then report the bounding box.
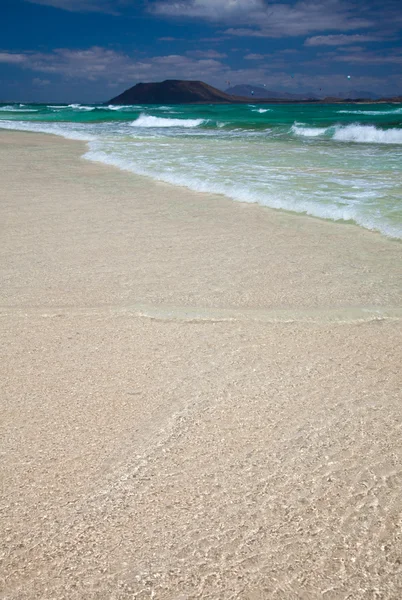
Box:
[1,102,401,238]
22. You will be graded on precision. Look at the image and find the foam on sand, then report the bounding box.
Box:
[0,120,96,141]
[83,145,402,239]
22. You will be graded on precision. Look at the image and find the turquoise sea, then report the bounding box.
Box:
[1,102,401,238]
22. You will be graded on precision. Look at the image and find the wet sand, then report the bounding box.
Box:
[1,130,401,599]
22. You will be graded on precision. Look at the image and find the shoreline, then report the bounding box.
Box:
[1,130,401,599]
[2,124,401,240]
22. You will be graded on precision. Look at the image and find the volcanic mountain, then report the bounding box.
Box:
[108,80,239,105]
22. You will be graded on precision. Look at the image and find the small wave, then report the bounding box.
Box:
[83,146,401,239]
[48,105,69,109]
[291,124,329,137]
[68,104,95,111]
[333,124,402,144]
[0,105,38,112]
[130,114,205,128]
[106,105,137,111]
[0,120,96,141]
[338,108,402,115]
[292,123,402,144]
[253,108,271,113]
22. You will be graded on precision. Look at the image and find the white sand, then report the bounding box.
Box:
[1,130,401,599]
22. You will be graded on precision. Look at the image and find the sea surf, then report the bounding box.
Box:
[1,102,401,238]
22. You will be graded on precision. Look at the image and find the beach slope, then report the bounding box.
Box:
[1,131,401,599]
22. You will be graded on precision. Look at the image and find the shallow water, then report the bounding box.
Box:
[1,102,401,238]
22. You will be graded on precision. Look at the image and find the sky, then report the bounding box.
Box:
[1,0,401,102]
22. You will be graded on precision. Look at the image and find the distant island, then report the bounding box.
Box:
[225,84,380,101]
[225,84,317,101]
[108,80,402,105]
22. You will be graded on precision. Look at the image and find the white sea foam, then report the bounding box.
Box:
[83,145,401,239]
[130,114,205,128]
[291,125,329,137]
[338,108,402,115]
[0,106,38,112]
[0,120,96,141]
[292,122,402,144]
[333,124,402,144]
[253,108,271,113]
[2,108,401,240]
[68,104,95,111]
[107,104,136,111]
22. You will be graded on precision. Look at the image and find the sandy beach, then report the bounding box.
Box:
[1,130,401,599]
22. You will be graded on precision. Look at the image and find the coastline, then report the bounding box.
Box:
[1,130,401,598]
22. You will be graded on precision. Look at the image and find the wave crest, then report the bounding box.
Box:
[0,105,38,112]
[292,123,402,144]
[291,125,329,137]
[130,114,205,128]
[338,108,402,115]
[333,124,402,144]
[68,104,95,111]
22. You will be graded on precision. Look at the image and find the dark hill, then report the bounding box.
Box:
[109,79,238,104]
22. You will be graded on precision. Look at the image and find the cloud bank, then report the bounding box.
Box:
[151,0,373,37]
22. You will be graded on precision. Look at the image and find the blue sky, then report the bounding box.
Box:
[1,0,401,102]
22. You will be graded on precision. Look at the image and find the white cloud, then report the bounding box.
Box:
[151,0,264,20]
[3,42,401,99]
[25,0,125,14]
[1,46,226,84]
[151,0,373,37]
[334,50,402,64]
[244,53,265,60]
[0,53,27,64]
[305,34,385,46]
[187,50,227,58]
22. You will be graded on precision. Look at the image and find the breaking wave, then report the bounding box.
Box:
[292,123,402,144]
[291,125,329,137]
[333,124,402,144]
[68,104,95,111]
[130,114,205,128]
